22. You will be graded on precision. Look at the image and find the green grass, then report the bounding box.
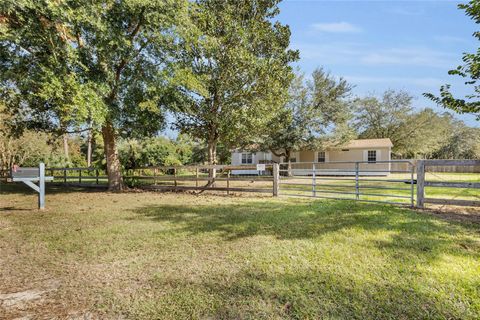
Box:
[1,184,479,319]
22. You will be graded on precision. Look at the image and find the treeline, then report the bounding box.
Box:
[3,86,478,171]
[260,70,480,162]
[0,129,231,170]
[354,91,480,159]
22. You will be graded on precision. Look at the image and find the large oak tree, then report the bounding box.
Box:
[171,0,298,169]
[0,0,186,190]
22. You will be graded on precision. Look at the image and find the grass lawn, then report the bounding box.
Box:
[1,184,479,319]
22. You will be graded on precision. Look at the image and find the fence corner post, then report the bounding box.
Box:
[273,163,279,197]
[416,160,425,208]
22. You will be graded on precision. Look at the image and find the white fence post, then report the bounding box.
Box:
[312,163,316,197]
[38,162,45,210]
[355,162,359,200]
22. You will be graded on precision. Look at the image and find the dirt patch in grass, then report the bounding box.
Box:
[423,206,480,225]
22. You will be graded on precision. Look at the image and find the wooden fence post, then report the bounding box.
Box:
[227,170,230,195]
[410,163,415,208]
[63,169,67,184]
[174,168,177,191]
[195,168,199,188]
[273,163,279,197]
[416,160,425,208]
[153,168,157,186]
[95,169,99,185]
[79,169,82,184]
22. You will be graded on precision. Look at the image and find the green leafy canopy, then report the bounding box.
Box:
[169,0,299,162]
[0,0,188,136]
[424,0,480,120]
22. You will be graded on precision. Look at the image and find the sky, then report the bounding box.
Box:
[277,0,479,127]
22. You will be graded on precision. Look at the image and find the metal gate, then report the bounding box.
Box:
[279,160,415,206]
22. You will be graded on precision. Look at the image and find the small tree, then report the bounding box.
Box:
[263,68,354,163]
[424,1,480,120]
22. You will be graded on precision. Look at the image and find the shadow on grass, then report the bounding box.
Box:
[124,200,480,318]
[138,266,477,320]
[131,199,479,260]
[0,182,105,195]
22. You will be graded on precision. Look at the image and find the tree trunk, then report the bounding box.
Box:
[207,140,217,186]
[285,149,292,177]
[86,128,92,167]
[63,133,70,161]
[102,121,123,191]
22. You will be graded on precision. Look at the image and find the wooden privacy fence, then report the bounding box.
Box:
[416,159,480,208]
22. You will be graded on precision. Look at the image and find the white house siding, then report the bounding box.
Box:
[294,147,391,176]
[231,144,392,176]
[231,151,273,175]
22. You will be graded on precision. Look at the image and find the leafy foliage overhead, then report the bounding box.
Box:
[170,0,298,163]
[424,0,480,120]
[0,0,186,135]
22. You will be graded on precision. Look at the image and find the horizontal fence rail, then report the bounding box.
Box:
[278,160,416,207]
[3,159,479,209]
[124,164,276,195]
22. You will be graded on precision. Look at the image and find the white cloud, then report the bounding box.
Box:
[292,41,367,64]
[386,7,424,16]
[434,35,469,44]
[291,42,457,69]
[360,47,456,68]
[311,22,362,33]
[344,75,444,88]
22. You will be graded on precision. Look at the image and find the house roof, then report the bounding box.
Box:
[331,138,393,149]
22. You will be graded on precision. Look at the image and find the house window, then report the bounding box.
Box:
[317,151,326,163]
[367,150,377,163]
[241,153,253,164]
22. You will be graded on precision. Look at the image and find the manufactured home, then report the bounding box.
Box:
[231,138,393,175]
